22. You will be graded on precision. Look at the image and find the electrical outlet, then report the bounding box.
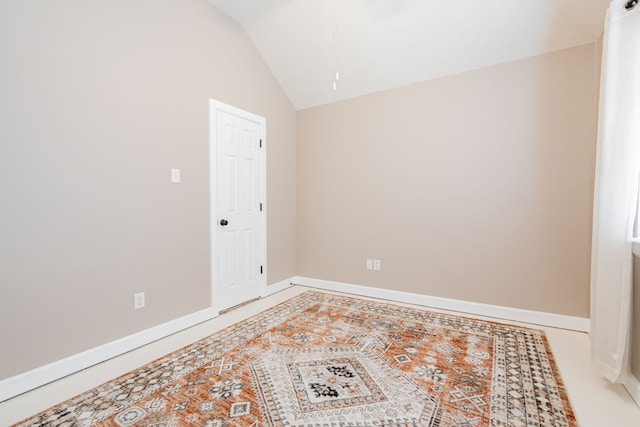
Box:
[134,292,145,310]
[366,259,373,270]
[373,260,381,271]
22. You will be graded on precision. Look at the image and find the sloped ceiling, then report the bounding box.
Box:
[209,0,609,110]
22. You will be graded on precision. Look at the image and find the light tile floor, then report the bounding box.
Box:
[1,286,639,426]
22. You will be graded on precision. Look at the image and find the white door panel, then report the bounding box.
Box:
[211,101,265,312]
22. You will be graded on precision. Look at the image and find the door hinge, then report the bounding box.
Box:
[260,266,263,274]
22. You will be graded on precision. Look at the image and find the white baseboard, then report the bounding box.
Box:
[293,276,590,332]
[0,306,217,402]
[263,277,294,297]
[0,276,590,403]
[0,278,296,403]
[625,373,640,407]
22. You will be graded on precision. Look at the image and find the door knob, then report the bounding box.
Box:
[219,219,228,226]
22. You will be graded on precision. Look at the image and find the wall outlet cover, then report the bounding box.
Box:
[134,292,145,310]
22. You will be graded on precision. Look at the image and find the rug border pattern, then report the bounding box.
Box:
[14,291,577,427]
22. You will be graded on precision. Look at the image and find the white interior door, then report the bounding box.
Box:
[210,100,265,312]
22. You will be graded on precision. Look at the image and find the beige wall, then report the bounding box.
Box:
[0,0,296,380]
[0,0,602,383]
[297,43,598,317]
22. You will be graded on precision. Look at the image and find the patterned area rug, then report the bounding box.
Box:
[16,291,577,426]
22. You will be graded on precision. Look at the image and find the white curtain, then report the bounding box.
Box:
[591,0,640,383]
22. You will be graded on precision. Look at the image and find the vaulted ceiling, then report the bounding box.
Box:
[208,0,610,110]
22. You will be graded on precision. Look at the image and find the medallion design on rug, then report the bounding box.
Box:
[15,291,577,427]
[250,345,438,424]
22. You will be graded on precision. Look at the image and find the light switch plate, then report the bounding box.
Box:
[171,168,181,184]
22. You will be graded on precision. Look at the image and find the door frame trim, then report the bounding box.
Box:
[209,99,267,315]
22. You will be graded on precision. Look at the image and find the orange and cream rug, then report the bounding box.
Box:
[15,291,577,426]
